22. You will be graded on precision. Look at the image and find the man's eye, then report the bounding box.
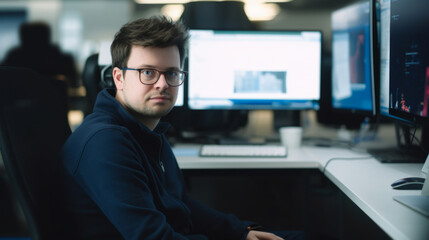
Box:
[167,71,178,77]
[142,70,154,76]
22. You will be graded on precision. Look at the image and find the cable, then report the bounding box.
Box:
[410,126,418,144]
[322,156,373,175]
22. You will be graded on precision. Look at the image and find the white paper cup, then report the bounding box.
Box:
[279,126,303,149]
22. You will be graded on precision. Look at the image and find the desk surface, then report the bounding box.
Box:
[324,158,428,240]
[174,144,428,240]
[174,145,366,170]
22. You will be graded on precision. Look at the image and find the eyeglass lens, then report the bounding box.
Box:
[140,69,184,86]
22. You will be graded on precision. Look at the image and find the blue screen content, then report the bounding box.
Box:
[331,0,375,114]
[187,30,321,110]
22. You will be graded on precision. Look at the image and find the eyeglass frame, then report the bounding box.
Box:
[120,67,186,87]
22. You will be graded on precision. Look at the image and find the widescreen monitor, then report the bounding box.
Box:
[378,0,412,123]
[369,0,428,162]
[331,0,376,115]
[187,29,321,110]
[388,0,429,123]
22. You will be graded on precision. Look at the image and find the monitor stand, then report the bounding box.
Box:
[213,110,301,145]
[238,110,275,143]
[368,123,427,163]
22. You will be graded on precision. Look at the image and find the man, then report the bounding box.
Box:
[59,16,293,240]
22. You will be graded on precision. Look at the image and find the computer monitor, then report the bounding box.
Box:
[389,0,429,123]
[388,0,429,151]
[331,0,376,116]
[187,29,322,110]
[377,0,414,123]
[369,0,428,163]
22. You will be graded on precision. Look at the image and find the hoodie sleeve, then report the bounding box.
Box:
[183,187,254,240]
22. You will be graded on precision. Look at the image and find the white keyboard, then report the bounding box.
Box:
[199,145,287,158]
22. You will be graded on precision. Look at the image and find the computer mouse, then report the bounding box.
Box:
[391,177,425,190]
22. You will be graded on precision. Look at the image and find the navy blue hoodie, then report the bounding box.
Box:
[59,89,252,240]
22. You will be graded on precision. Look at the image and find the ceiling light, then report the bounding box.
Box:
[161,4,185,21]
[244,3,280,21]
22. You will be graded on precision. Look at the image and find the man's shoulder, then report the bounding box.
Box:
[71,115,131,143]
[61,117,135,173]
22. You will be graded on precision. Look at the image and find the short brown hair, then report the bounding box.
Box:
[111,15,189,69]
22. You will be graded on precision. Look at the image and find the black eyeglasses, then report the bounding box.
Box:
[120,68,186,87]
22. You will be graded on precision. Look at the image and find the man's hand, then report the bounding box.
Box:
[246,230,284,240]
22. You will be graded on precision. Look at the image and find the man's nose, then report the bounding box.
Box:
[155,73,169,89]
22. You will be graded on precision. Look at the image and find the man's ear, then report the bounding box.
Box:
[113,67,124,90]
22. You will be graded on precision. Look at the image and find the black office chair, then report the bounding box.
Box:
[81,53,114,113]
[0,66,71,240]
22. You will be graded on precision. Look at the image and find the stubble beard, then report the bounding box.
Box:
[127,96,175,120]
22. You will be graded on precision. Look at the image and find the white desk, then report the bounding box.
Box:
[174,145,366,170]
[174,144,429,240]
[325,159,428,240]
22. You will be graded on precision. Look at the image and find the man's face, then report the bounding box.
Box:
[113,45,181,122]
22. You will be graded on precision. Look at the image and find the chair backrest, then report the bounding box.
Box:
[82,53,102,109]
[82,53,114,112]
[0,66,71,240]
